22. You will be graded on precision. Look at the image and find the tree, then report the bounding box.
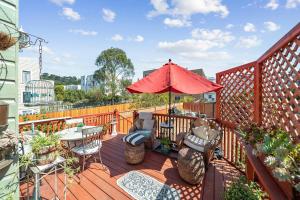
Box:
[94,48,134,103]
[54,85,64,101]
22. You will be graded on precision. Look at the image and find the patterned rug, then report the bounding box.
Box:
[117,171,181,200]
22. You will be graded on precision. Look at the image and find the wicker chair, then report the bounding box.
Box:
[176,118,222,169]
[128,112,157,149]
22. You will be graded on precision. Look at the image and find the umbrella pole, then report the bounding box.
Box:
[168,89,171,141]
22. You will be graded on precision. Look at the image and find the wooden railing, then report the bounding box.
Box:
[182,102,216,118]
[218,122,246,172]
[153,113,197,142]
[19,112,116,135]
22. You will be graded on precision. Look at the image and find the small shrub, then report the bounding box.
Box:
[225,176,266,200]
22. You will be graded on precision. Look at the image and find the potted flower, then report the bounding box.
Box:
[31,134,60,165]
[77,122,85,132]
[160,137,171,154]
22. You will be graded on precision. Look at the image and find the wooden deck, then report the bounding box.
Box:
[20,134,241,200]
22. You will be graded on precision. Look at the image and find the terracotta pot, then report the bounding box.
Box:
[0,101,8,133]
[35,146,57,165]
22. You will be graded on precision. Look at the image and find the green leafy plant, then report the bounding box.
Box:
[224,176,267,200]
[239,123,265,147]
[257,128,300,192]
[160,137,171,149]
[31,134,60,154]
[77,122,85,128]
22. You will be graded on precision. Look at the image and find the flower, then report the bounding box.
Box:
[264,156,277,168]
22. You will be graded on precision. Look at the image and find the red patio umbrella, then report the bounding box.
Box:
[127,59,223,134]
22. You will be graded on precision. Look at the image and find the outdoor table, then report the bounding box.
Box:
[160,122,174,139]
[56,126,102,149]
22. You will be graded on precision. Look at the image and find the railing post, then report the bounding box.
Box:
[254,61,262,125]
[215,73,221,121]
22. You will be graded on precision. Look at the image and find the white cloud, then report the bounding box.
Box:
[243,23,256,32]
[69,29,98,36]
[264,21,280,31]
[62,7,80,21]
[265,0,279,10]
[158,28,234,60]
[134,35,144,42]
[226,24,234,29]
[191,28,235,45]
[286,0,300,8]
[237,36,261,48]
[163,17,191,28]
[111,34,123,41]
[50,0,75,6]
[102,8,116,22]
[148,0,229,19]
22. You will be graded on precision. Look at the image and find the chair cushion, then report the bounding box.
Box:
[135,129,152,138]
[134,119,143,130]
[143,119,155,130]
[184,135,208,152]
[139,112,153,120]
[192,126,208,140]
[207,129,219,140]
[122,132,147,146]
[71,140,102,155]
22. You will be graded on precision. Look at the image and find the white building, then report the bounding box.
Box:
[18,57,40,114]
[64,85,81,90]
[204,77,217,102]
[18,57,55,115]
[81,75,100,91]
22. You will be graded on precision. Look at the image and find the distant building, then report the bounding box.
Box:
[81,75,100,91]
[18,57,55,115]
[204,77,216,102]
[64,85,81,90]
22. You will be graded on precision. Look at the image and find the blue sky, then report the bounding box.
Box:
[20,0,300,80]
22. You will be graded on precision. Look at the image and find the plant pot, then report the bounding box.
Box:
[77,127,83,132]
[292,185,300,200]
[161,145,171,154]
[35,146,57,165]
[0,101,8,134]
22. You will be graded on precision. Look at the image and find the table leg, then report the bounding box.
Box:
[34,173,39,200]
[55,165,57,199]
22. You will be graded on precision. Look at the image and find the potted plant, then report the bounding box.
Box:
[225,176,267,200]
[31,133,60,165]
[77,122,85,132]
[160,137,171,154]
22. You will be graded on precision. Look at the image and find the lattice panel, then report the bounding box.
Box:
[217,64,255,128]
[261,34,300,137]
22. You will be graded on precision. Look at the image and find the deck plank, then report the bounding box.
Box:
[20,134,242,200]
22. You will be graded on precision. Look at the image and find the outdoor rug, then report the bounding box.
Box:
[117,171,181,200]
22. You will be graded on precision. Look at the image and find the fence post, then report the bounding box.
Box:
[254,62,262,125]
[215,73,221,121]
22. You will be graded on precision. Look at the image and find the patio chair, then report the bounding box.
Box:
[71,126,103,171]
[128,112,157,149]
[176,118,222,169]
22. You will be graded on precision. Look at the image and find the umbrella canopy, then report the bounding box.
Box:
[127,60,223,94]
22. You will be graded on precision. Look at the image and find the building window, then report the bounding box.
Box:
[22,70,31,84]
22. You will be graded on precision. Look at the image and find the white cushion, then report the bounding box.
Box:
[122,132,146,146]
[134,119,143,130]
[139,112,153,120]
[71,140,101,155]
[207,129,219,140]
[192,126,208,140]
[143,119,155,130]
[184,135,207,152]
